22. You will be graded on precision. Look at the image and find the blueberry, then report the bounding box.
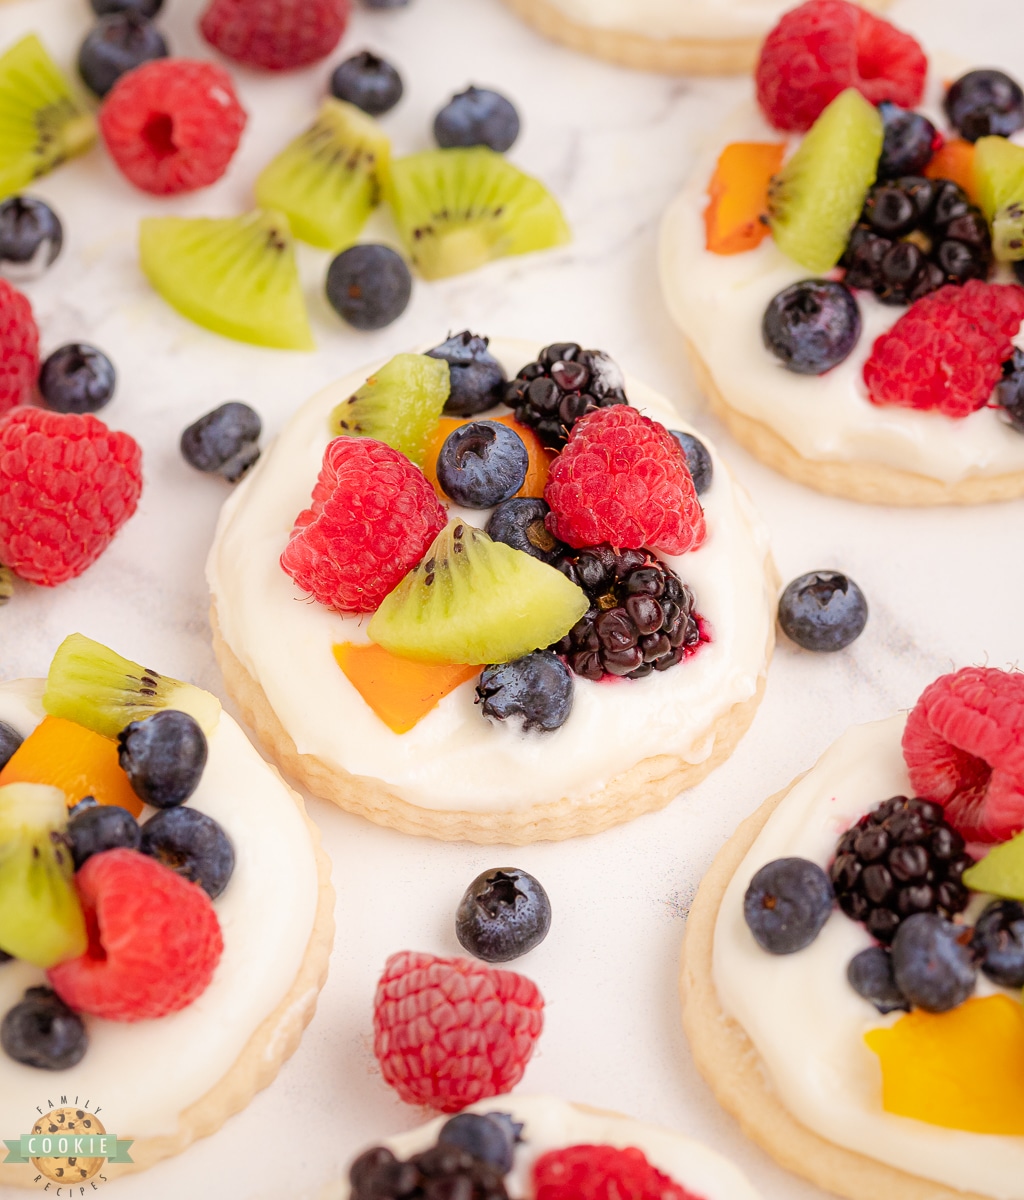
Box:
[763,280,861,374]
[78,11,168,99]
[38,344,116,415]
[486,497,563,563]
[778,571,868,652]
[437,1112,522,1173]
[847,946,909,1014]
[0,720,22,771]
[744,857,833,954]
[945,69,1024,142]
[118,710,208,809]
[140,806,234,899]
[875,103,936,179]
[362,0,409,6]
[995,349,1024,434]
[90,0,162,14]
[330,51,403,116]
[67,796,99,820]
[891,912,977,1012]
[0,196,63,280]
[67,804,141,870]
[456,867,551,962]
[477,650,573,733]
[181,402,262,482]
[436,420,528,507]
[1015,260,1024,287]
[428,331,507,416]
[434,86,520,153]
[669,431,713,495]
[325,244,412,331]
[972,900,1024,988]
[1,987,87,1070]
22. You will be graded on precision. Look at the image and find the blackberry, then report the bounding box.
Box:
[829,795,973,944]
[841,177,991,305]
[506,343,629,450]
[349,1142,510,1199]
[550,545,702,680]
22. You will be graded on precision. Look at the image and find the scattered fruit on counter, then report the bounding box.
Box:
[434,86,520,153]
[181,401,263,482]
[38,343,116,414]
[777,570,868,650]
[455,867,551,962]
[330,50,403,117]
[200,0,351,71]
[325,244,413,331]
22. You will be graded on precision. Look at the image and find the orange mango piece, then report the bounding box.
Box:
[704,141,786,255]
[0,715,143,817]
[423,414,554,501]
[333,642,480,734]
[864,994,1024,1136]
[924,139,979,203]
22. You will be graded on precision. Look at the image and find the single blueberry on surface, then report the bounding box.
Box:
[944,69,1024,142]
[78,11,168,99]
[876,102,936,179]
[972,900,1024,987]
[38,344,116,415]
[437,1112,522,1173]
[90,0,162,14]
[669,430,713,495]
[428,331,507,416]
[118,710,207,809]
[0,196,63,279]
[434,86,520,152]
[0,720,22,770]
[477,650,573,733]
[744,857,834,954]
[486,497,563,563]
[1,987,87,1070]
[140,806,234,899]
[847,946,909,1014]
[330,51,403,116]
[763,279,861,374]
[455,867,552,962]
[995,349,1024,434]
[778,571,868,652]
[891,912,977,1012]
[181,402,262,482]
[325,244,412,331]
[67,803,141,870]
[436,420,528,507]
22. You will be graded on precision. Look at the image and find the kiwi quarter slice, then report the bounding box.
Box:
[43,633,221,739]
[386,148,571,280]
[0,34,96,200]
[975,136,1024,261]
[138,209,314,350]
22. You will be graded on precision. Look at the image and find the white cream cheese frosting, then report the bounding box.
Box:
[207,339,774,814]
[0,679,320,1140]
[712,715,1024,1200]
[535,0,804,43]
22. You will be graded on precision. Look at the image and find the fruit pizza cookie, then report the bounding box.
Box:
[0,636,333,1184]
[661,0,1024,504]
[681,665,1024,1200]
[208,337,776,844]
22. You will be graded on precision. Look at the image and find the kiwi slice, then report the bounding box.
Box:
[0,783,86,968]
[255,98,390,250]
[386,148,571,280]
[0,34,96,200]
[368,520,588,665]
[138,209,314,350]
[962,831,1024,901]
[328,353,450,465]
[43,633,221,739]
[975,136,1024,261]
[769,88,884,273]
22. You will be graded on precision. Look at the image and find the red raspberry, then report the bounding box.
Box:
[200,0,350,71]
[756,0,926,131]
[99,59,246,195]
[534,1145,704,1200]
[544,407,706,556]
[902,667,1024,844]
[48,849,223,1022]
[0,280,38,414]
[0,408,142,586]
[281,438,446,613]
[863,281,1024,418]
[372,951,544,1113]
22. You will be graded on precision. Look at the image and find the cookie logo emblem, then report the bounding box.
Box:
[30,1108,105,1184]
[3,1100,132,1187]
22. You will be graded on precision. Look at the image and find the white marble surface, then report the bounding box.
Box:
[0,0,1021,1197]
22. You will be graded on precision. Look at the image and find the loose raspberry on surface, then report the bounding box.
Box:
[756,0,926,132]
[281,438,446,613]
[200,0,350,71]
[0,407,142,586]
[99,59,246,195]
[372,950,544,1113]
[533,1144,704,1200]
[863,280,1024,417]
[0,280,38,414]
[543,407,706,556]
[902,667,1024,844]
[47,848,223,1021]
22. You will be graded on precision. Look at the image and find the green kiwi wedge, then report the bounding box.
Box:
[0,33,96,199]
[328,353,450,465]
[368,520,588,664]
[138,209,314,350]
[255,98,390,250]
[386,148,571,280]
[0,783,86,968]
[43,633,221,739]
[768,88,884,273]
[962,831,1024,900]
[975,136,1024,261]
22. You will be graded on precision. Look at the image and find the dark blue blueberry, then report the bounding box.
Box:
[477,650,573,733]
[455,867,551,963]
[891,912,977,1012]
[67,804,141,870]
[763,280,861,374]
[428,331,507,416]
[437,1112,522,1173]
[140,806,234,899]
[744,857,833,954]
[330,51,403,116]
[90,0,162,14]
[1,987,87,1070]
[78,11,168,99]
[778,571,868,652]
[0,196,62,279]
[486,498,563,563]
[669,431,713,495]
[995,348,1024,434]
[972,900,1024,988]
[1015,260,1024,287]
[0,720,22,770]
[944,69,1024,142]
[434,86,519,153]
[118,710,207,809]
[847,946,909,1014]
[67,796,99,820]
[875,103,936,179]
[181,402,262,482]
[362,0,409,6]
[436,420,528,507]
[38,343,116,415]
[326,243,412,331]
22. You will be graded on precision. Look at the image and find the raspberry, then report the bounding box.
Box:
[543,407,706,556]
[99,59,246,195]
[372,951,544,1113]
[0,280,38,414]
[0,408,143,586]
[902,667,1024,844]
[756,0,927,132]
[47,849,223,1022]
[281,438,446,614]
[200,0,350,71]
[533,1145,702,1200]
[863,281,1024,417]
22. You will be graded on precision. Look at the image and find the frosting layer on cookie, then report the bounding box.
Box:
[536,0,799,42]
